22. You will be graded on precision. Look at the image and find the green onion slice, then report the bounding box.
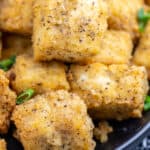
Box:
[138,8,150,32]
[16,89,35,105]
[144,96,150,111]
[0,55,16,71]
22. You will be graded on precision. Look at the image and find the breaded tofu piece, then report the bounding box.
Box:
[0,0,33,34]
[33,0,108,63]
[133,22,150,79]
[68,63,148,120]
[12,90,95,150]
[8,54,70,94]
[0,139,6,150]
[0,70,16,133]
[86,30,133,64]
[106,0,144,40]
[2,33,32,59]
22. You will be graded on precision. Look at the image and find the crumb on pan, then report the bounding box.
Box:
[94,121,113,143]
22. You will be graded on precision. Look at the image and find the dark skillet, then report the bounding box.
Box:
[96,111,150,150]
[0,110,150,150]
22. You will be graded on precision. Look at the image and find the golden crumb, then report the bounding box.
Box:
[94,121,113,143]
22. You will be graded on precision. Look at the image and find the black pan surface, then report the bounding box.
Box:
[96,111,150,150]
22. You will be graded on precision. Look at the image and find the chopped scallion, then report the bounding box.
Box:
[144,96,150,111]
[0,55,16,71]
[16,89,35,105]
[138,8,150,32]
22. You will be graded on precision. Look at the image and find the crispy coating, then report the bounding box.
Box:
[106,0,144,40]
[33,0,108,63]
[12,90,95,150]
[86,30,133,64]
[0,0,33,34]
[133,22,150,79]
[0,70,16,133]
[68,63,148,120]
[0,139,6,150]
[2,33,32,59]
[8,54,70,94]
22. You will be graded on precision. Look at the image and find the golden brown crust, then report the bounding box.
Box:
[86,30,133,64]
[68,63,149,120]
[8,54,70,94]
[12,90,95,150]
[133,22,150,79]
[107,0,144,40]
[0,139,7,150]
[0,70,16,133]
[33,0,108,63]
[0,0,33,34]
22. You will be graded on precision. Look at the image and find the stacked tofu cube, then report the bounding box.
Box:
[0,0,33,34]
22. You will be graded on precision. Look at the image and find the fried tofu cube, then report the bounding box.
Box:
[0,70,16,133]
[8,54,70,94]
[86,30,133,64]
[2,33,32,59]
[0,139,6,150]
[12,90,95,150]
[68,63,148,120]
[33,0,108,62]
[106,0,144,40]
[0,0,33,34]
[133,22,150,79]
